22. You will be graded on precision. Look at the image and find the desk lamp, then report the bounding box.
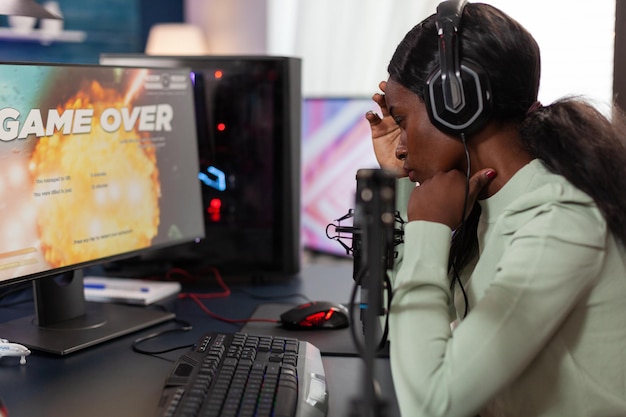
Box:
[145,23,209,55]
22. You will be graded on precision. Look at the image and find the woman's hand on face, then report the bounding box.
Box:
[366,81,405,177]
[407,168,497,229]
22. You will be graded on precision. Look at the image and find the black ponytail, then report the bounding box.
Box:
[520,98,626,243]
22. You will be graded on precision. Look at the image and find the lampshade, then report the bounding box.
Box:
[145,23,209,55]
[0,0,61,19]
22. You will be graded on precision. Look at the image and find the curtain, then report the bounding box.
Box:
[268,0,438,97]
[267,0,615,110]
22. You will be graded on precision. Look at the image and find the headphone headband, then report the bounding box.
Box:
[435,0,467,112]
[425,0,492,136]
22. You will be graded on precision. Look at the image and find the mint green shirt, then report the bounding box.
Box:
[389,159,626,417]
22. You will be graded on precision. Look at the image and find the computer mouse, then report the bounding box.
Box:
[279,301,350,330]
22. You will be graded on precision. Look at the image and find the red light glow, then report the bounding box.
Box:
[209,198,222,210]
[207,198,222,222]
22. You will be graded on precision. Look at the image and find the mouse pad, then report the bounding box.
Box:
[240,303,389,357]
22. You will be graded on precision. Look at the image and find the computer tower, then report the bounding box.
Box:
[100,54,302,278]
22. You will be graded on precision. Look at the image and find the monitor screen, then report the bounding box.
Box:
[301,97,379,257]
[0,62,204,354]
[99,54,302,277]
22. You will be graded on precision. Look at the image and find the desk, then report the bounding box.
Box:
[0,262,400,417]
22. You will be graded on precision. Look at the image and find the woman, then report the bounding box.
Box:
[366,2,626,416]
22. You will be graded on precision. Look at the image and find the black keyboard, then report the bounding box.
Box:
[155,331,329,417]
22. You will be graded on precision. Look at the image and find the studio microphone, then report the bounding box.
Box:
[348,168,396,417]
[326,203,404,281]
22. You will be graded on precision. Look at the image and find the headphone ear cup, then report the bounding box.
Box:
[425,58,492,136]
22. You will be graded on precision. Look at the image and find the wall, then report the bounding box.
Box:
[184,0,267,55]
[614,0,626,111]
[187,0,616,110]
[0,0,183,64]
[489,0,615,112]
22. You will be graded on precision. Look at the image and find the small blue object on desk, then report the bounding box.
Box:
[83,276,181,306]
[84,283,150,292]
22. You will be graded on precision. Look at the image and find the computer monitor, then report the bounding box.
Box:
[301,97,379,257]
[99,54,301,278]
[0,61,205,354]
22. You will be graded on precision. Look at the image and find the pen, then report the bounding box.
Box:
[84,283,150,292]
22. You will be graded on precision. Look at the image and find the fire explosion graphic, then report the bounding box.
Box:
[28,80,161,267]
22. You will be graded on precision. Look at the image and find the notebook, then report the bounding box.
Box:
[83,276,181,305]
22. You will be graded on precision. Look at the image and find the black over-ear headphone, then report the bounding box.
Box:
[424,0,492,136]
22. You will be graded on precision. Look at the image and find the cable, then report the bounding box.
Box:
[0,283,33,307]
[379,274,392,349]
[131,318,194,359]
[348,265,367,359]
[185,292,280,325]
[175,265,281,324]
[176,265,231,302]
[348,264,391,361]
[233,288,312,303]
[450,132,472,318]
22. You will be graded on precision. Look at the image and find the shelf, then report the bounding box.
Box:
[0,27,86,44]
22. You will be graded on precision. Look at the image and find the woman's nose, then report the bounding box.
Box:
[396,144,407,161]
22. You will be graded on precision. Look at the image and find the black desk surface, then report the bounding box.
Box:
[0,262,400,417]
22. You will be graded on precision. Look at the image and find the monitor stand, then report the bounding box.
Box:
[0,270,175,355]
